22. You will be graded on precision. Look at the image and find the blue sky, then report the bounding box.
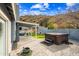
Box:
[18,3,79,16]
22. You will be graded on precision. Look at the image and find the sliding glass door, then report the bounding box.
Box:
[0,18,6,56]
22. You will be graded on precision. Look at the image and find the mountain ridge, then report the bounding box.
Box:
[20,11,79,29]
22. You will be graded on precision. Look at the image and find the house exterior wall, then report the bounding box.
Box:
[0,17,6,56]
[0,3,19,55]
[0,9,11,55]
[11,4,19,42]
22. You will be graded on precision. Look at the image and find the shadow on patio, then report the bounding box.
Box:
[42,44,69,53]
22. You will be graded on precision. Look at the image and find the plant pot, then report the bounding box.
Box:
[12,41,17,50]
[17,47,32,56]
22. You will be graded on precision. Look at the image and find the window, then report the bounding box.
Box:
[0,18,5,56]
[0,23,2,37]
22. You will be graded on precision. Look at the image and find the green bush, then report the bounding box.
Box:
[17,47,32,56]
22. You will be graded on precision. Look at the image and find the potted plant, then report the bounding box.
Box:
[17,47,32,56]
[12,40,18,50]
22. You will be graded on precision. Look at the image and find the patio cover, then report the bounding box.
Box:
[16,21,39,42]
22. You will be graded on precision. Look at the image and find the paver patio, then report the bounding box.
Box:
[10,36,79,56]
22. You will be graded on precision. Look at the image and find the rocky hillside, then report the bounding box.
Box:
[20,11,79,29]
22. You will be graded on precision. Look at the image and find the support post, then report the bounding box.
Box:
[35,25,38,39]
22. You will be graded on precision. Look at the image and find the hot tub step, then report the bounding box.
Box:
[41,41,53,46]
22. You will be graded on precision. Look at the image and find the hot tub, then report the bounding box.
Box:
[45,33,69,45]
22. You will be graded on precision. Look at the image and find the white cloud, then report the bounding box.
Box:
[20,9,57,16]
[20,3,49,16]
[58,7,61,10]
[66,3,75,7]
[31,3,49,11]
[23,10,28,14]
[24,10,27,12]
[20,9,29,16]
[66,3,76,11]
[19,5,22,12]
[30,10,41,15]
[43,3,49,8]
[21,10,41,16]
[66,7,69,10]
[19,5,22,9]
[19,9,22,12]
[31,4,42,9]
